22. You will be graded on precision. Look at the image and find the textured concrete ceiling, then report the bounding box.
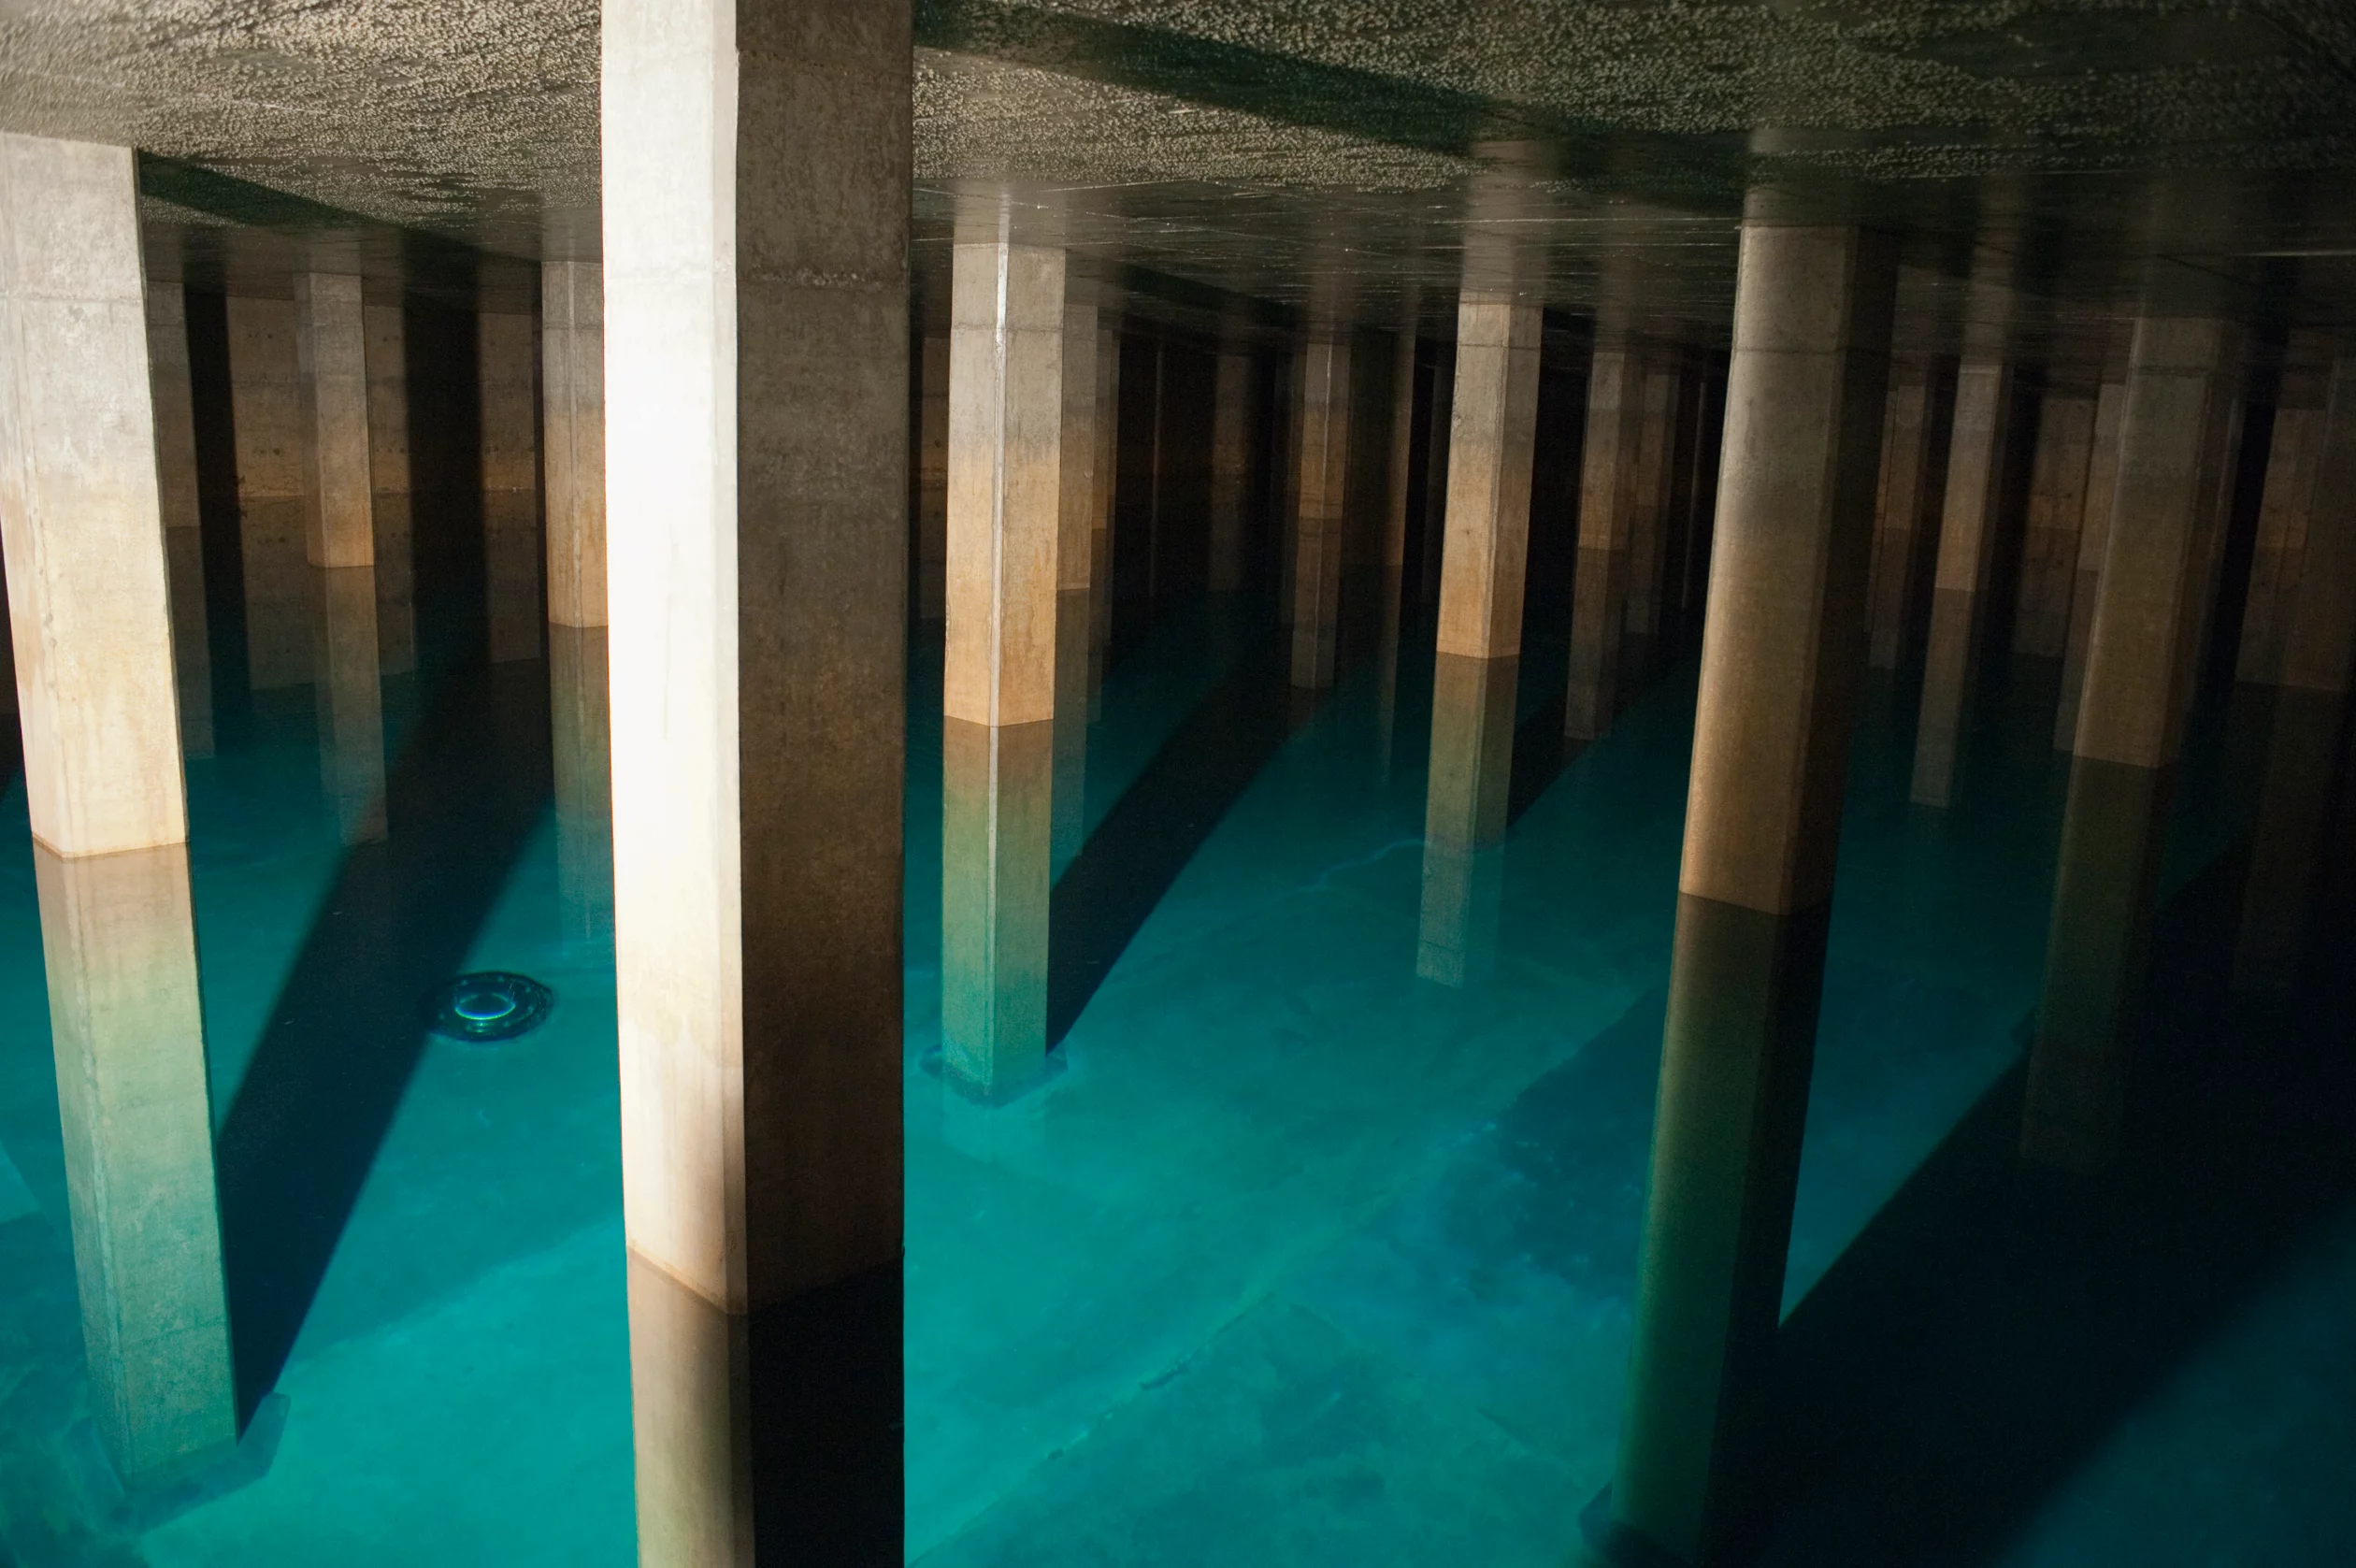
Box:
[7,1,2356,349]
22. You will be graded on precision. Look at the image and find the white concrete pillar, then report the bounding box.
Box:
[0,130,236,1493]
[1434,292,1542,661]
[544,259,606,629]
[1567,337,1645,738]
[942,219,1064,1100]
[295,270,373,568]
[603,1,909,1551]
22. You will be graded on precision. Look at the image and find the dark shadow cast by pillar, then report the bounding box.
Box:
[1746,846,2356,1567]
[213,655,553,1420]
[1048,627,1301,1046]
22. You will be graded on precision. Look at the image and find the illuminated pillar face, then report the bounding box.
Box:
[1,132,235,1489]
[2055,379,2127,750]
[1416,653,1519,988]
[1435,292,1541,665]
[1605,209,1894,1568]
[366,302,417,676]
[295,271,375,569]
[603,4,910,1555]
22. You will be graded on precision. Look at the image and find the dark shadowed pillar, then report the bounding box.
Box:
[2023,312,2243,1172]
[1601,202,1894,1568]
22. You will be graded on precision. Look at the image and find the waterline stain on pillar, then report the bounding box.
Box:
[602,0,910,1555]
[0,132,238,1494]
[1601,206,1894,1568]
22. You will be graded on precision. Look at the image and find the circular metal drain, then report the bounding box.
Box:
[426,971,554,1043]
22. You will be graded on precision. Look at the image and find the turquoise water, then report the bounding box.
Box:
[1,579,2351,1564]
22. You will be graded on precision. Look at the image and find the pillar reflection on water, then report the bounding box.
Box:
[37,841,238,1490]
[550,624,615,953]
[941,717,1055,1096]
[1417,653,1517,986]
[2023,310,2244,1173]
[312,564,387,845]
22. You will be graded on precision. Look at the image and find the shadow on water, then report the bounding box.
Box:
[1751,845,2356,1566]
[1048,629,1304,1046]
[213,655,552,1419]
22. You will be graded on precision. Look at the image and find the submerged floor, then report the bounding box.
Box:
[0,588,2351,1565]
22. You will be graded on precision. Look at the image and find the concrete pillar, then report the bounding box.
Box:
[2235,352,2330,686]
[1415,652,1516,986]
[1290,325,1352,689]
[1208,321,1251,593]
[1434,293,1542,662]
[1622,362,1681,679]
[2014,393,2097,658]
[941,223,1062,1097]
[916,330,949,622]
[551,623,615,955]
[1864,362,1935,669]
[602,0,908,1555]
[0,131,237,1491]
[2054,375,2127,747]
[227,294,315,689]
[544,259,606,629]
[2023,314,2244,1172]
[1567,337,1645,738]
[149,281,214,756]
[1601,209,1894,1568]
[363,301,415,673]
[295,270,374,568]
[2235,356,2356,992]
[480,306,541,661]
[1910,306,2014,806]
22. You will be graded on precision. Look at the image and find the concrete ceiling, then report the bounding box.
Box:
[7,1,2356,355]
